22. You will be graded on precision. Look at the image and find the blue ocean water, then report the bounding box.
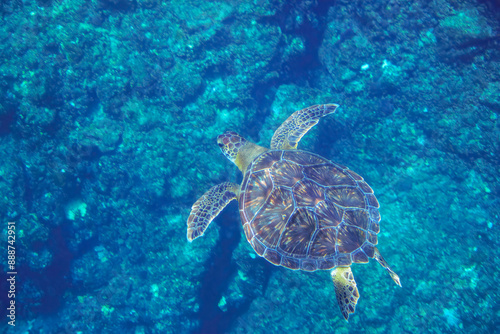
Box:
[1,0,499,333]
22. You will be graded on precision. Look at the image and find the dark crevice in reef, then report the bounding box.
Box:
[6,224,75,319]
[2,220,98,320]
[43,109,63,137]
[438,35,500,64]
[193,201,276,333]
[193,205,240,334]
[249,83,276,140]
[97,0,138,13]
[35,69,64,110]
[0,105,16,136]
[277,1,333,85]
[248,1,334,140]
[193,203,261,334]
[33,225,74,314]
[256,0,333,85]
[18,160,34,211]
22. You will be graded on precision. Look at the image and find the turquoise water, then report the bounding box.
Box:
[1,0,499,333]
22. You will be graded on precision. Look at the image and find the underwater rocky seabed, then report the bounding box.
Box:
[0,0,499,333]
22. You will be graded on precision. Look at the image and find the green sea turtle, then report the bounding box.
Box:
[187,104,401,320]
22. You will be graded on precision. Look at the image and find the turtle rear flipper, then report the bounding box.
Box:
[374,247,402,287]
[331,266,359,321]
[271,104,339,150]
[187,182,239,241]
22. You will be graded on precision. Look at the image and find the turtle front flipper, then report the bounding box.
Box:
[270,104,339,150]
[331,266,359,321]
[187,182,239,242]
[373,247,402,287]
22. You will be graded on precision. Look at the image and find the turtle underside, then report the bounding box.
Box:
[240,150,381,272]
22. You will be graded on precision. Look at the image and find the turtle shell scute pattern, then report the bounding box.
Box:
[240,150,381,272]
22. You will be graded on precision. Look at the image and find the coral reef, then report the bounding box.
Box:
[0,0,499,333]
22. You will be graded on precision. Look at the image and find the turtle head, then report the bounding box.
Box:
[217,131,247,163]
[217,131,267,172]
